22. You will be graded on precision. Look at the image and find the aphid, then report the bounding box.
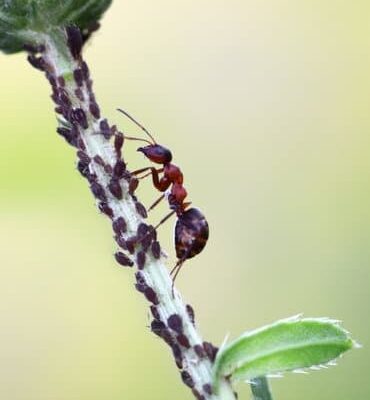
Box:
[192,389,206,400]
[193,344,206,359]
[137,222,149,237]
[70,108,88,129]
[167,314,183,334]
[98,202,114,219]
[203,384,213,395]
[114,132,124,157]
[76,137,86,151]
[125,237,136,254]
[203,341,218,362]
[141,232,154,251]
[150,305,161,320]
[171,343,183,369]
[66,26,83,59]
[115,236,127,250]
[151,241,161,259]
[115,251,134,267]
[81,61,90,80]
[89,102,101,119]
[113,159,126,179]
[117,108,209,287]
[77,160,90,178]
[77,150,90,164]
[93,154,105,167]
[57,127,77,147]
[136,250,146,270]
[128,177,139,194]
[90,181,107,202]
[58,89,71,108]
[27,55,46,71]
[135,272,148,292]
[151,319,166,337]
[73,68,84,87]
[108,178,123,200]
[181,371,195,389]
[144,287,159,305]
[112,216,127,235]
[186,304,195,324]
[177,334,190,349]
[135,201,148,218]
[161,328,175,347]
[99,119,111,139]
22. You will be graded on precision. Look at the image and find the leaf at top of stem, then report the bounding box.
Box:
[0,0,112,54]
[212,315,359,393]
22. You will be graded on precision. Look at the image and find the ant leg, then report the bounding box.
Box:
[132,167,164,177]
[169,263,178,276]
[148,194,166,211]
[154,210,176,230]
[148,168,171,192]
[170,257,188,296]
[134,209,175,246]
[132,166,152,176]
[138,171,153,180]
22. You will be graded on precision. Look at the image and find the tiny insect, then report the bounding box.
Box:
[117,108,209,288]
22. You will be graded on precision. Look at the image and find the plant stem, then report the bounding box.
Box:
[25,27,237,400]
[250,377,273,400]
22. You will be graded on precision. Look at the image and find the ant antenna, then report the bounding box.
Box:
[123,135,152,146]
[117,108,157,144]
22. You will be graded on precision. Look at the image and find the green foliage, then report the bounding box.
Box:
[213,315,357,393]
[0,0,112,53]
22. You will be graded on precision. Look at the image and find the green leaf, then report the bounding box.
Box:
[0,0,112,54]
[213,315,358,392]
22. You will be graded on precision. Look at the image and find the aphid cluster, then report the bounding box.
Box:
[25,25,150,265]
[25,25,217,399]
[147,301,218,399]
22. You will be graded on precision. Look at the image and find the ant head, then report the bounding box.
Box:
[138,144,172,165]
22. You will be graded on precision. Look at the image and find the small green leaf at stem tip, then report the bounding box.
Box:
[0,0,112,54]
[212,315,359,392]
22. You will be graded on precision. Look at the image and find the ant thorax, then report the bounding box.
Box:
[164,164,183,184]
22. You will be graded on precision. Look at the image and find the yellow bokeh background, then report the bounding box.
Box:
[0,1,369,399]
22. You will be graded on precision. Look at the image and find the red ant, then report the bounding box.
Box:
[117,108,209,286]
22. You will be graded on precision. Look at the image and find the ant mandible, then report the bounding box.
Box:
[117,108,209,286]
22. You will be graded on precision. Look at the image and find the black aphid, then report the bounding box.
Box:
[66,26,83,59]
[112,217,127,236]
[181,371,194,388]
[108,178,123,200]
[115,251,133,267]
[167,314,183,334]
[144,287,159,305]
[137,251,146,270]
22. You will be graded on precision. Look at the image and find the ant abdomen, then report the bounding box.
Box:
[175,208,209,261]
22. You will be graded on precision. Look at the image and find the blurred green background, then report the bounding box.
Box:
[0,1,369,399]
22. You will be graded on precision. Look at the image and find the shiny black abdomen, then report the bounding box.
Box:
[175,208,209,260]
